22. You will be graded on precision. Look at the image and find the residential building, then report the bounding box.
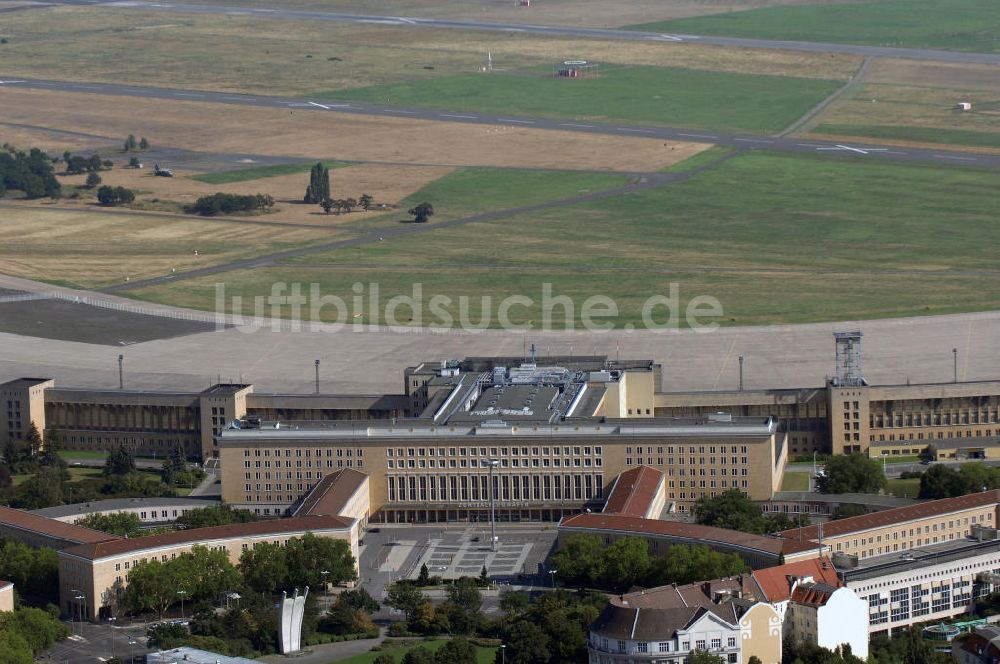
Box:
[587,579,782,664]
[955,624,1000,664]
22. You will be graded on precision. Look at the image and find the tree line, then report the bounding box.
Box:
[694,489,809,535]
[0,145,61,199]
[189,192,274,216]
[919,462,1000,499]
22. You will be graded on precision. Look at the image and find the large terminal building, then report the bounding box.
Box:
[4,333,1000,520]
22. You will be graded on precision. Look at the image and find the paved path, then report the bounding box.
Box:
[40,0,1000,66]
[778,56,871,138]
[2,77,996,169]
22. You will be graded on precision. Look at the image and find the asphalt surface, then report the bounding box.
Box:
[41,0,1000,66]
[2,77,997,171]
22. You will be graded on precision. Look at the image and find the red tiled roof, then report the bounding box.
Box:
[603,466,663,518]
[560,513,816,557]
[293,468,368,518]
[0,505,117,545]
[778,489,1000,542]
[60,515,355,561]
[751,557,840,602]
[790,584,836,607]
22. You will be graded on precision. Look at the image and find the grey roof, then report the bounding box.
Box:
[31,496,219,520]
[838,537,1000,582]
[145,647,261,664]
[770,492,920,508]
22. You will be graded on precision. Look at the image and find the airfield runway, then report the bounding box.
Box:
[0,274,997,396]
[41,0,1000,67]
[1,77,997,170]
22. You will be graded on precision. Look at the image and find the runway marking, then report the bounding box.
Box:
[0,80,26,85]
[308,101,331,110]
[734,138,774,144]
[617,127,654,133]
[560,123,595,128]
[440,114,478,119]
[498,118,534,124]
[382,108,416,114]
[393,16,418,24]
[678,133,718,139]
[816,144,888,154]
[934,154,977,161]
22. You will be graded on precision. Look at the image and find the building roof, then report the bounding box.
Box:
[769,492,918,508]
[146,647,261,664]
[790,582,839,608]
[31,497,220,520]
[59,515,354,561]
[0,579,12,591]
[559,513,817,557]
[292,468,368,518]
[777,489,1000,542]
[603,466,663,517]
[960,625,1000,661]
[591,579,756,641]
[751,557,841,603]
[0,505,118,545]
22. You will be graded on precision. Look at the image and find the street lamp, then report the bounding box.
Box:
[72,591,85,637]
[486,459,500,552]
[548,569,557,589]
[320,570,330,598]
[500,644,506,664]
[176,590,188,620]
[128,638,137,664]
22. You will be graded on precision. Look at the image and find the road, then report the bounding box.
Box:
[2,77,997,170]
[41,0,1000,66]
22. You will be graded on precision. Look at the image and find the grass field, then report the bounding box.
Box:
[189,161,347,185]
[11,467,161,487]
[781,473,810,492]
[628,0,1000,53]
[130,152,1000,328]
[886,477,921,498]
[335,639,497,664]
[0,8,857,96]
[321,65,841,133]
[803,83,1000,152]
[0,207,334,289]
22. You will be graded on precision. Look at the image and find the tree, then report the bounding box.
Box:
[0,147,61,198]
[831,504,869,520]
[417,563,430,586]
[503,621,549,664]
[500,590,529,622]
[689,650,725,664]
[342,197,357,213]
[128,156,141,168]
[320,198,334,214]
[161,445,187,486]
[177,505,256,529]
[76,512,142,537]
[408,202,434,223]
[124,134,137,151]
[105,444,136,476]
[23,423,42,457]
[748,657,762,664]
[359,193,373,210]
[549,534,606,587]
[96,185,135,206]
[402,646,436,664]
[443,577,482,634]
[85,172,102,189]
[603,536,650,591]
[139,137,149,150]
[373,655,395,664]
[434,637,477,664]
[817,453,887,494]
[919,462,1000,499]
[0,538,60,603]
[694,489,767,534]
[478,565,490,586]
[124,559,182,618]
[304,162,330,204]
[238,541,289,594]
[385,582,424,621]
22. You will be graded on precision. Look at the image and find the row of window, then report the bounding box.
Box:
[387,473,604,503]
[389,445,603,458]
[389,457,601,469]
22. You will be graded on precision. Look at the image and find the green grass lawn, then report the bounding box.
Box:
[190,161,349,185]
[628,0,1000,53]
[781,473,810,492]
[130,152,1000,328]
[811,124,1000,150]
[319,64,841,133]
[11,467,162,487]
[332,639,497,664]
[886,477,921,498]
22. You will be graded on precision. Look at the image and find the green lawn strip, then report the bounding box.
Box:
[886,477,921,498]
[330,639,496,664]
[626,0,1000,54]
[12,467,161,487]
[810,124,1000,150]
[189,161,349,185]
[318,65,841,133]
[781,473,810,492]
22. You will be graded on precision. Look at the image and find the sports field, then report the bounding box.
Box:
[630,0,1000,53]
[320,65,841,133]
[127,152,1000,328]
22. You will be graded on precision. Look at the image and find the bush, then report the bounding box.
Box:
[97,185,135,206]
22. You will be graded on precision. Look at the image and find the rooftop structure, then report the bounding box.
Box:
[146,647,262,664]
[751,557,841,604]
[292,467,369,520]
[31,496,220,523]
